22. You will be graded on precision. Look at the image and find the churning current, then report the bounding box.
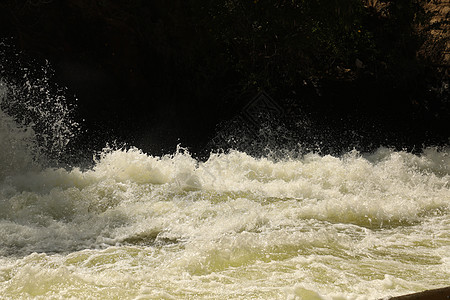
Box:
[0,81,449,299]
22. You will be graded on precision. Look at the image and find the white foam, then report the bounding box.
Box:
[0,146,448,298]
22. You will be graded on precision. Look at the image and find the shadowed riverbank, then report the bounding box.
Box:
[384,286,450,300]
[0,1,448,162]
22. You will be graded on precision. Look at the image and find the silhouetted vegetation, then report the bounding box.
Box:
[0,0,448,156]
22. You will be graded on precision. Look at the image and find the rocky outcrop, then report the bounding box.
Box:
[425,0,450,66]
[383,286,450,300]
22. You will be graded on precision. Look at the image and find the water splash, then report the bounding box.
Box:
[0,41,448,300]
[0,82,40,178]
[0,146,448,298]
[0,42,79,173]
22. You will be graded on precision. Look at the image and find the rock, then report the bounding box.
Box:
[383,286,450,300]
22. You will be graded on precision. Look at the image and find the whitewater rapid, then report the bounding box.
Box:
[0,66,449,299]
[0,143,449,299]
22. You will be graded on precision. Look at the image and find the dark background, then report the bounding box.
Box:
[0,0,448,162]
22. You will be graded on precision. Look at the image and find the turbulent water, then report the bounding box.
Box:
[0,76,449,299]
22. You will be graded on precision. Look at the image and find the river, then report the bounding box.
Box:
[0,75,449,299]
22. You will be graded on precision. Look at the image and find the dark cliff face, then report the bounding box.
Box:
[0,1,448,160]
[0,0,236,157]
